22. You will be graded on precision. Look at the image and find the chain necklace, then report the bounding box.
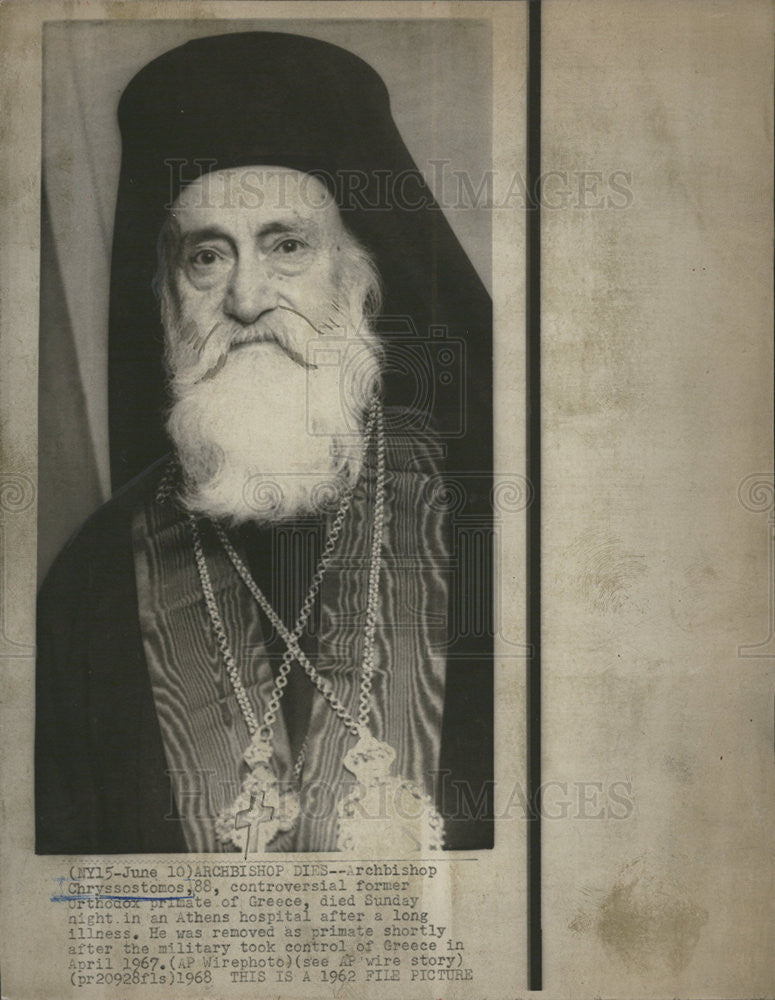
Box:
[190,399,444,854]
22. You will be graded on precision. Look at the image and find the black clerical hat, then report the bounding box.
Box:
[108,31,492,493]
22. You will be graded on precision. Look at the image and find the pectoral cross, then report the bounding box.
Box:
[235,790,276,859]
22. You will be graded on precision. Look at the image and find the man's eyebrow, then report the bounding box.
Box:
[256,219,320,239]
[177,221,320,247]
[179,226,235,246]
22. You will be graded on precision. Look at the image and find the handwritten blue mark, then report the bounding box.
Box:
[51,893,195,903]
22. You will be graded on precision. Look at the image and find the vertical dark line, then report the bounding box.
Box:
[526,0,543,991]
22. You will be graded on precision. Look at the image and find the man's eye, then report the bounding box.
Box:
[190,249,221,267]
[275,238,306,255]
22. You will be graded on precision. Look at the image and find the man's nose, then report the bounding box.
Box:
[222,256,278,325]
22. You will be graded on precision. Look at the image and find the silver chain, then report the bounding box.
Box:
[190,399,385,760]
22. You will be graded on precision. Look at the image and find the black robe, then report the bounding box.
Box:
[35,457,493,854]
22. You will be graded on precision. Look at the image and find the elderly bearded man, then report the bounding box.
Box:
[35,32,493,854]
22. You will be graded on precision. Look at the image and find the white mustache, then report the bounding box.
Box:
[178,304,342,382]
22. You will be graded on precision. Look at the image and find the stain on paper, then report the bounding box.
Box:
[570,856,708,974]
[567,530,646,613]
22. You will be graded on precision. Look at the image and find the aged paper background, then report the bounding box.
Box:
[540,1,774,995]
[0,0,772,998]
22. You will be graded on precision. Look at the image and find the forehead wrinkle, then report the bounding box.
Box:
[173,211,334,253]
[173,167,343,240]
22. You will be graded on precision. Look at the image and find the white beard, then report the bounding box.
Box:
[164,307,381,525]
